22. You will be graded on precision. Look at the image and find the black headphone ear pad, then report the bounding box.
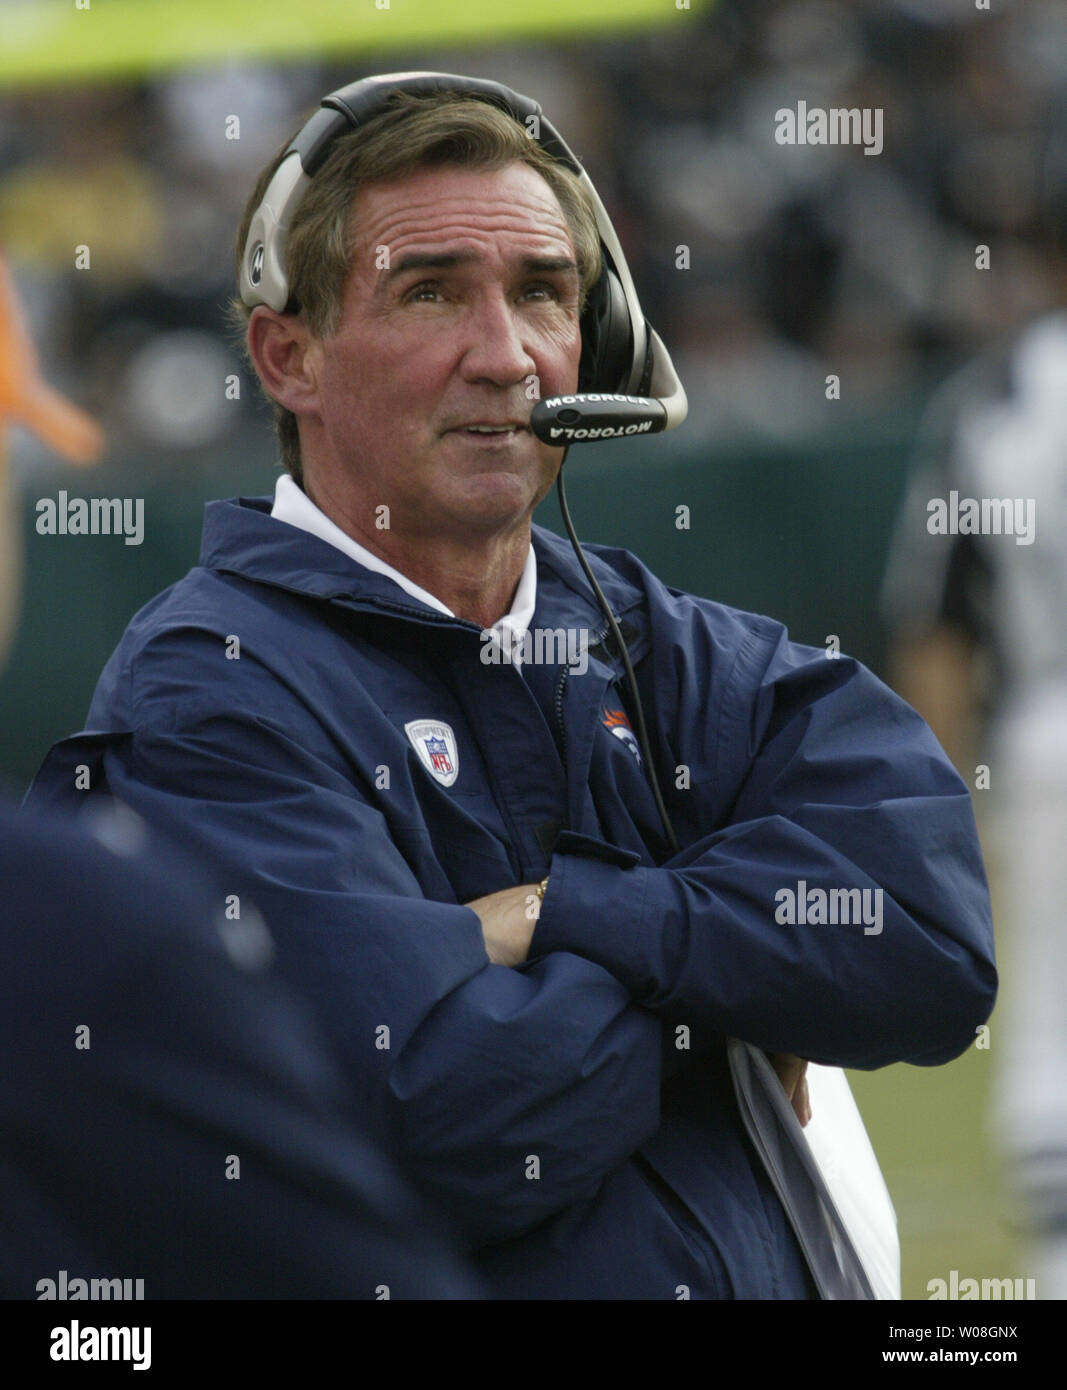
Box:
[578,266,634,394]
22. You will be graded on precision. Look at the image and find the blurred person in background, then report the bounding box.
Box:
[881,91,1067,1300]
[0,248,477,1300]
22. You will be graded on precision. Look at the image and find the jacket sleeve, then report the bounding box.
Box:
[532,599,997,1071]
[24,630,662,1249]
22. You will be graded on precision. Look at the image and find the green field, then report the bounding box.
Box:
[851,1050,1017,1301]
[849,872,1021,1302]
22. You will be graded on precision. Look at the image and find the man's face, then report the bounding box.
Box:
[302,161,584,543]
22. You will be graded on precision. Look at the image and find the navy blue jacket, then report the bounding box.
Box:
[0,797,478,1299]
[26,496,997,1299]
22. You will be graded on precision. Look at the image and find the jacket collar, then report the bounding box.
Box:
[199,495,647,647]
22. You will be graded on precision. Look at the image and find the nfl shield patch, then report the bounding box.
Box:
[404,719,460,788]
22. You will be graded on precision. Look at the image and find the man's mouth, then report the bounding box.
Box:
[449,421,529,439]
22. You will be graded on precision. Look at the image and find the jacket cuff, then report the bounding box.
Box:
[532,850,670,1003]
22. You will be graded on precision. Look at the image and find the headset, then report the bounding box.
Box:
[239,71,685,854]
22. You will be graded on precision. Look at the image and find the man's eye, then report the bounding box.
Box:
[522,283,558,302]
[404,282,443,303]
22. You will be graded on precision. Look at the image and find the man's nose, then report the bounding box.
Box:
[458,292,537,386]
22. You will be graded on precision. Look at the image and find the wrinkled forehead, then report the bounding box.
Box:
[346,161,577,266]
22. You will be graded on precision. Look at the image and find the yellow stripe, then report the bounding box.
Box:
[0,0,712,90]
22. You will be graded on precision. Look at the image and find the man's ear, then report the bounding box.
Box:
[246,307,321,417]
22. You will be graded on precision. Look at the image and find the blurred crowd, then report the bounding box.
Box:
[2,0,1066,477]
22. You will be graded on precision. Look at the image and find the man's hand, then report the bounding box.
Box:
[465,884,542,967]
[467,888,814,1127]
[770,1052,812,1128]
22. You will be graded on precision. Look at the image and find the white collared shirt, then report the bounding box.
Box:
[270,472,537,668]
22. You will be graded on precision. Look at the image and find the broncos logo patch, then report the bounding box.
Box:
[601,707,643,768]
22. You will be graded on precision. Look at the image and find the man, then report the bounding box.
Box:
[27,78,996,1299]
[0,246,476,1302]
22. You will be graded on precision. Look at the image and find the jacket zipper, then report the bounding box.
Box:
[553,666,569,762]
[553,621,616,762]
[365,597,481,631]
